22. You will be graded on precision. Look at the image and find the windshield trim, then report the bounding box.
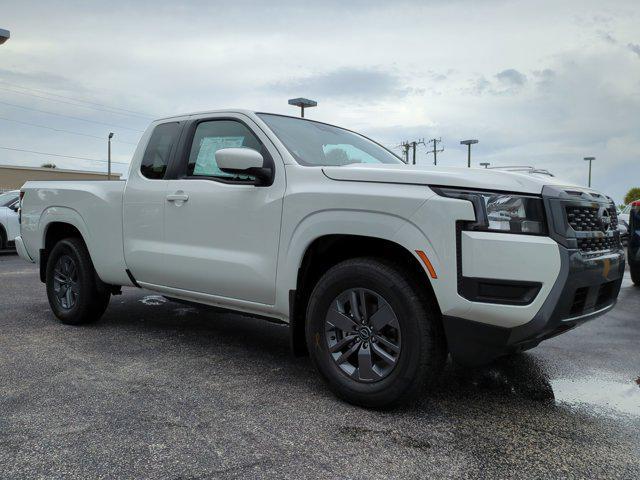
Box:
[256,112,406,166]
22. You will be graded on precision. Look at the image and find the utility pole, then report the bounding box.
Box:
[400,141,410,164]
[400,139,425,165]
[584,156,595,187]
[108,132,114,180]
[426,138,444,165]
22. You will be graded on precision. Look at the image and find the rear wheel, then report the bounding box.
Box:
[306,257,446,408]
[46,237,111,325]
[0,227,6,250]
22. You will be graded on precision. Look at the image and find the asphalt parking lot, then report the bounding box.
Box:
[1,251,639,479]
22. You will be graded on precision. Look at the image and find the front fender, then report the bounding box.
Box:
[275,208,440,317]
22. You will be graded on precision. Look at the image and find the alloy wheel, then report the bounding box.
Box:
[53,254,79,310]
[325,288,402,382]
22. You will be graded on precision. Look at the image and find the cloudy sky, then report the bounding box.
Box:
[1,0,639,202]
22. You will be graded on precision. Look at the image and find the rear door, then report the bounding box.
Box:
[159,114,286,305]
[123,121,183,285]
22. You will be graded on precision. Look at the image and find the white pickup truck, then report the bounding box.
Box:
[16,110,625,407]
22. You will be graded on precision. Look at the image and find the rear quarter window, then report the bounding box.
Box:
[140,122,180,179]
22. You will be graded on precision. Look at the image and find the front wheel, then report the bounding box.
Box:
[46,237,111,325]
[306,257,446,408]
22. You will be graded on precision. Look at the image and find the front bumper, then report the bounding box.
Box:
[445,245,625,365]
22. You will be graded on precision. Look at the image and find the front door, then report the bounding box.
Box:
[161,115,285,305]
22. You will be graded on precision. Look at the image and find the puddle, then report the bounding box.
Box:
[140,295,167,306]
[550,376,640,417]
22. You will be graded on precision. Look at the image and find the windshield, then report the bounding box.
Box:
[0,191,18,207]
[258,114,403,167]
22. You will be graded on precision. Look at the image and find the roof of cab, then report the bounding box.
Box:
[154,109,256,122]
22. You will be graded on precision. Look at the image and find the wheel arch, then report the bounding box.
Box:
[39,215,89,283]
[288,233,441,356]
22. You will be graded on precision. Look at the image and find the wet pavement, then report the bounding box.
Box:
[1,252,639,479]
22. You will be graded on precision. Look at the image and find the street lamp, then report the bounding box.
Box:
[460,139,479,168]
[0,28,10,45]
[584,156,595,187]
[288,98,317,118]
[480,162,490,169]
[108,132,114,180]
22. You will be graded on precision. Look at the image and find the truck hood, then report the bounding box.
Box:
[322,164,581,195]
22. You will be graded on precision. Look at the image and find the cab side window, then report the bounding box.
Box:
[140,122,180,180]
[186,120,265,181]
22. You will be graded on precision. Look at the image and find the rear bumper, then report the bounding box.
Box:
[445,245,625,365]
[14,235,34,263]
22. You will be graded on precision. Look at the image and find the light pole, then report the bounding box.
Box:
[583,156,595,187]
[0,28,9,45]
[460,139,479,168]
[288,98,317,118]
[480,162,490,169]
[108,132,114,180]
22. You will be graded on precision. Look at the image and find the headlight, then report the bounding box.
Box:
[434,188,547,235]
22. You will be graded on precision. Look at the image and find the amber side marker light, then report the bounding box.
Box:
[415,250,437,279]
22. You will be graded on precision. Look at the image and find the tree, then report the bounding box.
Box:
[41,163,57,169]
[624,187,640,205]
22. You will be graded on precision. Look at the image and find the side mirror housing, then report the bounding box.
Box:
[8,202,19,213]
[215,148,273,186]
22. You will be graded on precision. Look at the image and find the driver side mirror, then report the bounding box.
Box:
[215,148,273,186]
[8,202,19,213]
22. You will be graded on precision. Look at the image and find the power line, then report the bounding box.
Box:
[0,116,138,145]
[0,86,152,120]
[0,145,129,165]
[0,100,144,132]
[0,80,154,118]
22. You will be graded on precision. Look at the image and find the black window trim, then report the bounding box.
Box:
[165,116,276,186]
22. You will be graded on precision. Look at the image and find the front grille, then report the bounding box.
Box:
[566,206,599,231]
[607,206,619,229]
[565,204,621,253]
[577,236,620,252]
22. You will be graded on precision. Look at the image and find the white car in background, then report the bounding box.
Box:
[0,190,20,250]
[618,204,633,246]
[618,204,632,225]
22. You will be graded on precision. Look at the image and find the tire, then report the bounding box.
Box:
[305,257,446,408]
[0,227,6,250]
[45,237,111,325]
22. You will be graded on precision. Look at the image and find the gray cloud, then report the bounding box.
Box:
[628,43,640,58]
[267,67,414,101]
[496,69,527,86]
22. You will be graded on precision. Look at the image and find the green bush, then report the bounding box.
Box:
[624,187,640,205]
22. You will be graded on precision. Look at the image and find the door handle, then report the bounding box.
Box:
[166,193,189,202]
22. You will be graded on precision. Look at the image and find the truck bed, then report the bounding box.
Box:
[19,180,130,286]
